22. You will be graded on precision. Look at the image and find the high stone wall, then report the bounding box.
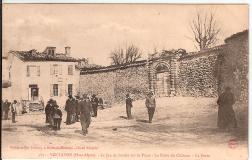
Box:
[79,30,248,104]
[79,64,148,104]
[177,49,223,97]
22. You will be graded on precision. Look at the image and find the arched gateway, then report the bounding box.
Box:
[154,63,171,97]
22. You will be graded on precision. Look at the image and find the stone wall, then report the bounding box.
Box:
[79,30,248,105]
[177,48,224,97]
[79,71,115,103]
[220,30,248,103]
[79,62,148,104]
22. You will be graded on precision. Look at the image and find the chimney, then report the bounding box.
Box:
[65,46,71,57]
[45,47,56,56]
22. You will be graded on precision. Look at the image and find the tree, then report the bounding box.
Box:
[189,10,221,50]
[110,44,142,65]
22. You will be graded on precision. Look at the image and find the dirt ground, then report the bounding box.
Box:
[1,97,248,159]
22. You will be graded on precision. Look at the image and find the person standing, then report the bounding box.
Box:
[11,100,18,123]
[91,94,99,117]
[145,92,156,123]
[79,94,92,136]
[125,94,133,119]
[65,95,75,125]
[52,101,62,130]
[45,99,54,123]
[3,100,11,120]
[98,97,104,109]
[217,87,237,129]
[75,96,80,122]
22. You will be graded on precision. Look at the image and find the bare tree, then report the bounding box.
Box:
[189,10,221,50]
[110,44,142,65]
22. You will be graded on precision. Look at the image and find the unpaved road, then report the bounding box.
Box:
[2,97,248,159]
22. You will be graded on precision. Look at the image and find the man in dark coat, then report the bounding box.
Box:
[125,93,133,119]
[52,101,62,130]
[145,92,156,123]
[45,99,54,123]
[79,94,92,136]
[71,98,76,124]
[3,100,11,120]
[217,87,237,129]
[91,94,99,117]
[65,95,75,125]
[75,96,81,122]
[98,97,104,109]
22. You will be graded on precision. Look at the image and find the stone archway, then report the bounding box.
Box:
[154,63,171,97]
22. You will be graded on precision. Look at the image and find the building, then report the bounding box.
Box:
[3,46,80,107]
[79,30,248,104]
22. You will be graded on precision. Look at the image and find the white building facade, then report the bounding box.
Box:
[3,47,80,107]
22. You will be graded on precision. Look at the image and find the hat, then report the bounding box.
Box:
[147,91,153,95]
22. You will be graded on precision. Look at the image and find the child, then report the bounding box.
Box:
[52,101,62,130]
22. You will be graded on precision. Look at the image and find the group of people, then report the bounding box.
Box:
[126,87,238,129]
[45,94,103,135]
[45,99,63,130]
[125,92,156,123]
[64,94,102,125]
[2,99,18,123]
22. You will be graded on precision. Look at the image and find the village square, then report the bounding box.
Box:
[1,4,248,160]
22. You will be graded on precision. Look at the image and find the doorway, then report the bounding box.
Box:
[29,84,39,101]
[155,64,170,97]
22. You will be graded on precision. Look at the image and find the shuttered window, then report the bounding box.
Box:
[50,84,53,97]
[37,66,40,76]
[59,65,62,75]
[27,65,40,77]
[53,84,58,96]
[68,65,73,75]
[27,66,30,77]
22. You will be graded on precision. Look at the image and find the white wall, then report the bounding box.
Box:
[5,54,80,108]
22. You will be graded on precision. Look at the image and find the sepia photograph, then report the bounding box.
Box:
[1,3,249,159]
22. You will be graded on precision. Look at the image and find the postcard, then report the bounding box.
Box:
[1,4,248,160]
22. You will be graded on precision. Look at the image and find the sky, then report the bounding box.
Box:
[3,4,248,66]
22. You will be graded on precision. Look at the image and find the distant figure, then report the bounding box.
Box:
[125,94,133,119]
[98,97,104,109]
[145,92,156,123]
[52,101,62,130]
[75,96,81,122]
[91,94,99,117]
[1,100,3,119]
[45,99,54,123]
[79,94,92,136]
[217,87,237,129]
[3,100,11,120]
[65,95,75,125]
[11,100,18,123]
[71,97,77,124]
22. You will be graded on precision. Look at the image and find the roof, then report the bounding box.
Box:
[10,50,79,62]
[225,29,248,43]
[80,60,147,75]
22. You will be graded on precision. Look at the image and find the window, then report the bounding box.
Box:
[53,84,58,96]
[68,65,73,75]
[68,84,73,96]
[50,64,62,75]
[27,65,40,77]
